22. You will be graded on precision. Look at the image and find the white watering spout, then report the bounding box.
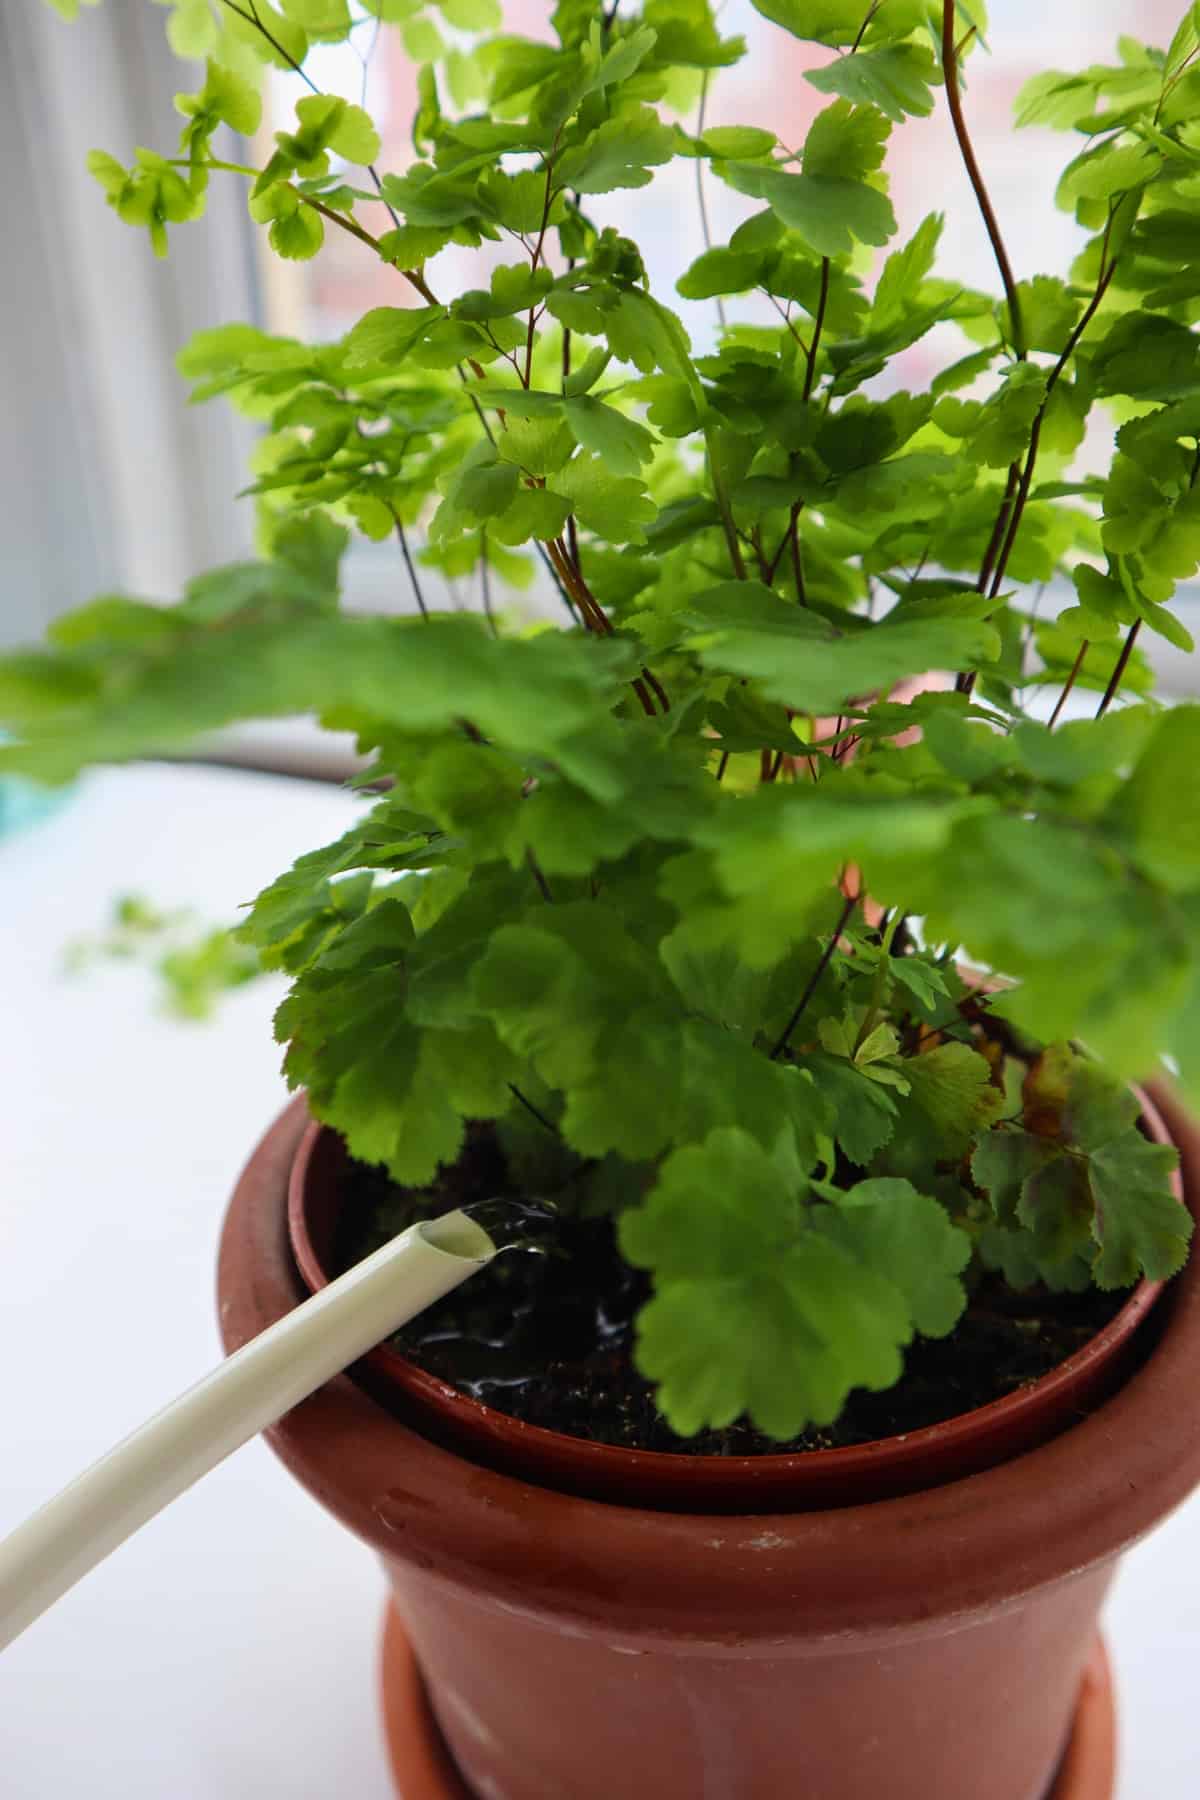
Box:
[0,1209,496,1652]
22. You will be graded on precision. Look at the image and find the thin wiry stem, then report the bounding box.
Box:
[1096,621,1141,717]
[802,260,831,403]
[941,0,1025,359]
[389,508,429,620]
[695,72,726,330]
[480,530,497,637]
[770,888,860,1060]
[1047,638,1089,728]
[508,1084,559,1135]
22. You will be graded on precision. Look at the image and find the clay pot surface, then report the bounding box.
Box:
[218,1087,1200,1800]
[287,1106,1171,1510]
[377,1605,1118,1800]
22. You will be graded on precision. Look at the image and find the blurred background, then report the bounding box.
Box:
[4,0,1197,754]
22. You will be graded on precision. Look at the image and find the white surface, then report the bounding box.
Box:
[2,762,1198,1797]
[0,1208,492,1654]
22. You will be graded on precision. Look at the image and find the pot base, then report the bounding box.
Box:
[379,1606,1116,1800]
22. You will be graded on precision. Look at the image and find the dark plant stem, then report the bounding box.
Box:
[982,250,1118,607]
[480,531,497,637]
[1047,637,1089,727]
[716,750,730,782]
[849,0,881,53]
[1096,621,1141,717]
[526,850,555,903]
[976,462,1020,596]
[803,259,831,403]
[223,0,320,91]
[960,220,1120,694]
[546,538,661,716]
[708,442,748,581]
[788,505,808,604]
[941,0,1025,359]
[524,153,558,388]
[389,508,429,619]
[642,665,671,713]
[770,888,859,1061]
[508,1084,559,1135]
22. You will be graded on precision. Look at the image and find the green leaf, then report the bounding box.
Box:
[803,97,890,181]
[1106,707,1200,892]
[279,0,352,36]
[293,93,381,164]
[817,1178,970,1337]
[806,43,939,122]
[550,453,657,541]
[684,584,997,713]
[621,1130,967,1438]
[562,397,658,476]
[274,897,476,1185]
[557,107,675,194]
[801,1050,898,1165]
[725,159,896,259]
[896,1042,1004,1159]
[341,305,443,366]
[438,0,502,27]
[871,212,943,327]
[677,247,763,299]
[256,186,325,260]
[1065,1064,1191,1288]
[175,61,263,141]
[747,0,866,47]
[700,125,776,159]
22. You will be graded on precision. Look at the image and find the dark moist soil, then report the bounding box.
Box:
[333,1131,1127,1457]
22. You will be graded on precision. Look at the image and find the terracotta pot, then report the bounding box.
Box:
[286,1112,1168,1510]
[217,1087,1200,1800]
[374,1605,1118,1800]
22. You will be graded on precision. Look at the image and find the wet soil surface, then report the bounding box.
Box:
[334,1137,1127,1456]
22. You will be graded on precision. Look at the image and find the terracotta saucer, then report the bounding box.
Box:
[378,1605,1116,1800]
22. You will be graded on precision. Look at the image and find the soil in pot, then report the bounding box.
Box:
[331,1125,1128,1458]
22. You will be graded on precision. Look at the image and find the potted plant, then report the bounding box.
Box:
[11,0,1200,1794]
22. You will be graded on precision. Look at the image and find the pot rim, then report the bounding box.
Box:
[285,1107,1168,1509]
[218,1084,1200,1646]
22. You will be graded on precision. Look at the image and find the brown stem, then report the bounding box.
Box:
[1096,621,1141,717]
[941,0,1025,358]
[526,850,555,903]
[1047,637,1089,727]
[976,462,1020,595]
[960,228,1121,694]
[985,251,1119,606]
[770,888,860,1061]
[546,538,659,716]
[642,665,671,713]
[547,537,612,633]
